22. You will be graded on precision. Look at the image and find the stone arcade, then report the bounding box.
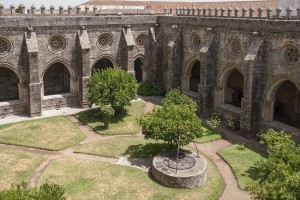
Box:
[0,4,300,142]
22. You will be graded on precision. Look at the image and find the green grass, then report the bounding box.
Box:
[0,148,44,190]
[74,136,170,158]
[38,157,222,200]
[194,126,222,144]
[76,102,143,135]
[217,144,267,190]
[0,116,86,151]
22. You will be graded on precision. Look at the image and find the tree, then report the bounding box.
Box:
[87,67,137,128]
[138,89,202,150]
[15,4,22,13]
[247,129,300,200]
[0,181,66,200]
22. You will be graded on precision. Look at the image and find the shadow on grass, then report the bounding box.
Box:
[124,143,171,158]
[76,108,129,131]
[245,165,261,181]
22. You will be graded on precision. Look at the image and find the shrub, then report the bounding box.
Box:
[206,112,221,134]
[153,86,166,96]
[87,67,137,111]
[137,81,154,96]
[247,129,300,200]
[0,181,66,200]
[227,116,240,129]
[162,88,197,111]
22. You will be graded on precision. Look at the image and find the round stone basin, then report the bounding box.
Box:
[151,150,207,188]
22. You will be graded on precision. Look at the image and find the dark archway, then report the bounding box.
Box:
[274,80,300,128]
[43,63,70,96]
[92,58,113,74]
[225,69,244,107]
[0,67,19,101]
[190,61,200,92]
[134,58,143,83]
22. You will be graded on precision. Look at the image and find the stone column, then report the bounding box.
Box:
[77,28,91,108]
[122,25,135,75]
[25,30,42,117]
[198,29,218,117]
[240,35,264,138]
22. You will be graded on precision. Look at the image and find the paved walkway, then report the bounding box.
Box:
[0,96,251,200]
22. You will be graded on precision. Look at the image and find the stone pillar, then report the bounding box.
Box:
[21,4,26,14]
[242,7,247,17]
[25,30,42,117]
[266,7,272,19]
[68,5,72,14]
[258,7,263,18]
[50,5,54,14]
[221,7,226,17]
[122,25,135,74]
[77,28,91,108]
[31,5,36,14]
[41,5,45,14]
[198,29,218,117]
[59,6,63,14]
[249,7,254,18]
[240,36,264,138]
[234,7,239,17]
[10,4,15,14]
[214,7,219,16]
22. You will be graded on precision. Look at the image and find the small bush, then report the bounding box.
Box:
[137,81,154,96]
[228,116,240,129]
[153,86,166,96]
[236,142,245,151]
[0,181,66,200]
[206,112,221,134]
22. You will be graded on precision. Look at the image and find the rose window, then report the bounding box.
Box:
[284,47,299,65]
[0,39,8,54]
[227,38,242,58]
[136,34,147,47]
[49,35,66,52]
[98,33,113,49]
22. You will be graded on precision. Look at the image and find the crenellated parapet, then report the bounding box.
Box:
[174,6,300,20]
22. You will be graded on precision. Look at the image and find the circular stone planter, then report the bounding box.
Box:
[151,150,207,188]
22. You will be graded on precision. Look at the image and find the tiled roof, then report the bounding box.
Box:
[81,0,278,13]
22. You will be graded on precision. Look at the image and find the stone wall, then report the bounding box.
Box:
[0,9,300,138]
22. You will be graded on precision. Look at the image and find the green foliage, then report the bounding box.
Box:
[247,129,300,200]
[15,4,22,13]
[138,89,202,150]
[153,86,166,96]
[0,181,66,200]
[162,88,197,111]
[87,67,137,111]
[206,112,221,134]
[236,143,245,151]
[100,104,115,129]
[227,116,240,129]
[137,81,154,96]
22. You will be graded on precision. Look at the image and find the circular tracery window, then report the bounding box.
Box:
[136,34,147,47]
[48,35,67,53]
[284,47,299,65]
[227,38,242,58]
[97,33,113,50]
[279,44,300,67]
[0,37,12,57]
[0,39,8,54]
[191,34,201,49]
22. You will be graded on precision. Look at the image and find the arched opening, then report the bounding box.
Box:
[92,58,113,74]
[0,67,19,101]
[134,58,143,83]
[43,63,70,96]
[189,61,200,92]
[225,69,244,107]
[274,80,300,128]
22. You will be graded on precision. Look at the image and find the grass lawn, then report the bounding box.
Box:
[76,102,143,135]
[38,157,222,200]
[217,144,267,190]
[0,116,86,151]
[74,136,170,158]
[194,126,222,144]
[0,148,44,190]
